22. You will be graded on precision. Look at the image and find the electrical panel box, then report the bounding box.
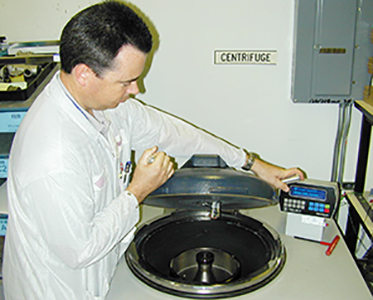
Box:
[292,0,373,103]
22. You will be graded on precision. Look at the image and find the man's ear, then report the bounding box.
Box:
[72,64,95,87]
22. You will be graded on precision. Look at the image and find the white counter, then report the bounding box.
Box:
[107,205,373,300]
[0,182,371,299]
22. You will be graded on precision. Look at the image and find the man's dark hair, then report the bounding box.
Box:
[59,1,152,75]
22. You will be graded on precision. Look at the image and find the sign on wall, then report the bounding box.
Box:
[214,50,277,65]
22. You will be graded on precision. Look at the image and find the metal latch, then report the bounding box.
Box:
[210,201,221,219]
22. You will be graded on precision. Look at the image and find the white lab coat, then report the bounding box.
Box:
[3,72,246,300]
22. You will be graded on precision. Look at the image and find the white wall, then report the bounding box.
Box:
[1,0,371,188]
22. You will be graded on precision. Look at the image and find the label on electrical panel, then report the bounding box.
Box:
[214,50,277,65]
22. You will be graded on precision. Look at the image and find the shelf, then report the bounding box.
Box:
[346,191,373,239]
[355,100,373,124]
[344,101,373,253]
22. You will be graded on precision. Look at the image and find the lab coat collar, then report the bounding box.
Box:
[56,73,111,140]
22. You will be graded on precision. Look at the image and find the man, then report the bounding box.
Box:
[3,1,303,299]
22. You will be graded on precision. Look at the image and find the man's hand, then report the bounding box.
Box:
[126,146,175,203]
[250,158,304,192]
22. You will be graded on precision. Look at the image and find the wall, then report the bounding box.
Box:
[0,0,371,188]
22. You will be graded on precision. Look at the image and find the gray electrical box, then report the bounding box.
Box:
[292,0,373,103]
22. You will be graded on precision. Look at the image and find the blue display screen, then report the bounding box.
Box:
[289,186,327,201]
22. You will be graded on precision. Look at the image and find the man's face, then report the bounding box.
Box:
[85,45,147,111]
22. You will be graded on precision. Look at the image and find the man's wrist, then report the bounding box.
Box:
[242,151,258,171]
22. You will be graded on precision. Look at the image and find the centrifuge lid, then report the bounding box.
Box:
[143,155,277,209]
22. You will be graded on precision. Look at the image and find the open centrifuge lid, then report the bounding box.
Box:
[143,154,277,209]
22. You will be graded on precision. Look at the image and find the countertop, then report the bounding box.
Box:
[0,182,371,299]
[107,205,373,300]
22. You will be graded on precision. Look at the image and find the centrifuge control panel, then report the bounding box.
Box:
[279,179,339,218]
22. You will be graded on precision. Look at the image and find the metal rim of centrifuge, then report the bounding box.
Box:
[125,210,286,299]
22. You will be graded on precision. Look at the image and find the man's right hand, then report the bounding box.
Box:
[126,146,174,203]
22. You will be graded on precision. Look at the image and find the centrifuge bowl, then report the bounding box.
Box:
[125,210,286,299]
